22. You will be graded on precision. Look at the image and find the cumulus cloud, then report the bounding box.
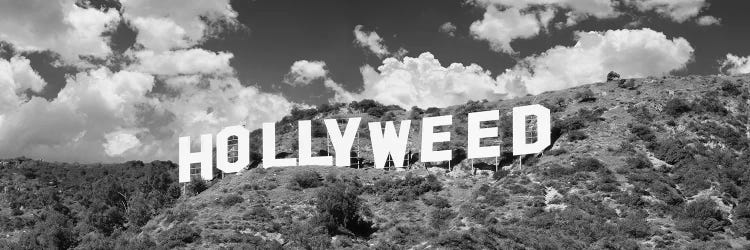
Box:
[327,52,506,109]
[0,64,294,162]
[470,6,555,53]
[353,25,406,58]
[439,22,457,36]
[719,54,750,76]
[284,60,328,85]
[627,0,708,23]
[496,28,694,96]
[0,0,295,163]
[121,0,239,51]
[129,49,234,76]
[0,56,47,114]
[696,15,721,26]
[0,0,120,61]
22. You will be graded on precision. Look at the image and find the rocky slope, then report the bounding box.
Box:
[141,74,750,249]
[2,74,749,249]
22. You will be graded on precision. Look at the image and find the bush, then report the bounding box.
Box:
[289,170,323,189]
[242,206,274,221]
[367,174,442,202]
[719,80,742,96]
[158,223,201,248]
[429,208,456,229]
[547,148,567,156]
[575,89,597,102]
[677,198,727,240]
[629,124,656,143]
[573,157,605,172]
[664,98,692,117]
[219,194,244,207]
[568,130,588,142]
[187,179,208,195]
[606,71,620,81]
[625,155,653,169]
[315,182,373,236]
[422,195,451,208]
[651,138,692,165]
[492,169,510,180]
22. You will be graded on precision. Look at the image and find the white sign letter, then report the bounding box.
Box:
[299,120,333,166]
[513,104,551,155]
[216,125,250,174]
[369,120,411,169]
[179,134,213,182]
[325,117,361,167]
[420,115,452,162]
[468,110,500,159]
[263,122,297,168]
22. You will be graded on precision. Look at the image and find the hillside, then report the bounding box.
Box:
[2,73,750,249]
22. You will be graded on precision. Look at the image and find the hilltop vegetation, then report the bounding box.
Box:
[1,74,750,249]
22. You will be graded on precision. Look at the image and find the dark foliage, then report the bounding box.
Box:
[568,130,588,142]
[664,98,692,117]
[158,223,202,248]
[366,174,442,202]
[575,89,597,102]
[573,157,605,172]
[314,182,374,237]
[289,170,323,189]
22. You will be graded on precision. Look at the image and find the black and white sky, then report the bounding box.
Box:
[0,0,749,163]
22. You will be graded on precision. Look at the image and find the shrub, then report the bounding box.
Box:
[219,194,244,207]
[573,157,605,172]
[242,206,274,221]
[492,169,510,180]
[547,148,567,156]
[314,182,373,236]
[158,223,201,248]
[289,170,323,189]
[625,155,653,169]
[429,208,456,229]
[474,184,508,206]
[422,195,451,208]
[664,98,692,117]
[367,174,442,202]
[720,80,742,96]
[629,124,656,143]
[575,89,597,102]
[677,198,727,240]
[187,179,208,195]
[651,138,692,165]
[606,71,620,81]
[164,206,197,224]
[568,130,588,142]
[545,163,576,177]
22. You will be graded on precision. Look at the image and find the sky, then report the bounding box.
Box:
[0,0,749,163]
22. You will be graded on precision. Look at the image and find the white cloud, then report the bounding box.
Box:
[0,0,296,163]
[719,54,750,76]
[353,25,407,58]
[129,49,234,76]
[470,6,555,53]
[104,130,142,156]
[627,0,708,23]
[696,15,720,26]
[0,64,294,163]
[0,0,120,62]
[439,22,457,36]
[285,60,328,85]
[0,56,47,114]
[327,52,506,109]
[121,0,238,51]
[496,28,694,96]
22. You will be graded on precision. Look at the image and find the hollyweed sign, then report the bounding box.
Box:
[177,104,550,183]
